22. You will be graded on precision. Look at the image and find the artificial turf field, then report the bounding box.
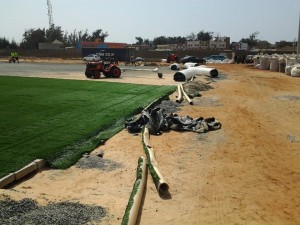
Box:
[0,76,175,178]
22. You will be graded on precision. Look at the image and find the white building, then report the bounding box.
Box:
[186,40,209,50]
[209,37,230,50]
[155,36,230,51]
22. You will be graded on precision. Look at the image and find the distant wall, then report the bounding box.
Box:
[134,49,233,61]
[82,48,130,61]
[0,48,296,61]
[0,49,81,58]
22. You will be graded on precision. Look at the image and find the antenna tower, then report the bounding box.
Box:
[47,0,54,28]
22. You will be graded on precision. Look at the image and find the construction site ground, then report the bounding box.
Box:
[0,59,300,225]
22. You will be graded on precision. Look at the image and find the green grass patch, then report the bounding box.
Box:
[0,76,175,178]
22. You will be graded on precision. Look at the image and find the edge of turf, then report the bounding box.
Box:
[47,93,173,169]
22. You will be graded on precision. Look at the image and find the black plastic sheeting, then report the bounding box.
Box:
[125,107,221,135]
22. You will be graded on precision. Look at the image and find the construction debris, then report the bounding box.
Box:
[125,107,221,135]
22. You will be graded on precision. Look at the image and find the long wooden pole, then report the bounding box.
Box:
[297,12,300,56]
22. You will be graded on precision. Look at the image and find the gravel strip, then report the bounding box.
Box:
[0,197,107,225]
[157,100,180,114]
[75,155,123,171]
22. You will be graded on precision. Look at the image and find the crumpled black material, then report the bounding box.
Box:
[125,107,221,134]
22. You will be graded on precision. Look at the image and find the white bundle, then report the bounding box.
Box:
[260,55,270,70]
[291,64,300,77]
[253,55,260,68]
[285,65,294,75]
[270,57,279,72]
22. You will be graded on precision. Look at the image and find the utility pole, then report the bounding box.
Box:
[297,12,300,56]
[47,0,54,28]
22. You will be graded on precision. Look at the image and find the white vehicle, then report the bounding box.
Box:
[83,54,101,61]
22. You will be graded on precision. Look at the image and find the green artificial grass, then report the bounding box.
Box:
[0,76,175,178]
[121,157,145,225]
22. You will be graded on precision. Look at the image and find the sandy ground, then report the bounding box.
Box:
[1,60,300,225]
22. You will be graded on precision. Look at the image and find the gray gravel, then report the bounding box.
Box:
[75,155,123,171]
[0,197,107,225]
[273,95,300,101]
[157,100,180,114]
[183,80,213,97]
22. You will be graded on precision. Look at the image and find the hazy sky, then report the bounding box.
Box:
[1,0,299,44]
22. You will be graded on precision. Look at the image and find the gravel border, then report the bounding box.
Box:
[0,197,107,225]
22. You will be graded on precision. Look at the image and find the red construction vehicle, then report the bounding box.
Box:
[85,60,121,79]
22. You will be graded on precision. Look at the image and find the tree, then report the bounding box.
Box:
[46,25,64,42]
[174,36,186,44]
[0,38,19,49]
[186,32,197,41]
[90,29,108,42]
[0,37,10,48]
[135,37,144,45]
[143,39,151,46]
[276,40,294,48]
[257,40,272,50]
[197,30,213,41]
[152,36,186,46]
[63,30,78,47]
[153,36,169,46]
[20,28,46,49]
[10,39,18,49]
[240,31,260,49]
[80,29,89,41]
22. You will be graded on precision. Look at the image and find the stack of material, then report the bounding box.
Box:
[270,56,279,72]
[291,64,300,77]
[259,55,270,70]
[253,53,300,77]
[278,56,286,73]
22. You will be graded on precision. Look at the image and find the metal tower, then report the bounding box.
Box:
[297,12,300,56]
[47,0,54,28]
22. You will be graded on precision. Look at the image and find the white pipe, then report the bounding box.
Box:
[143,128,169,194]
[194,66,219,77]
[176,84,183,103]
[173,66,218,81]
[184,62,199,68]
[122,68,158,72]
[170,63,180,70]
[173,67,197,81]
[180,84,193,105]
[122,156,147,225]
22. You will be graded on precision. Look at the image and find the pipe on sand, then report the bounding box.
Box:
[121,156,147,225]
[180,83,193,105]
[174,66,218,81]
[176,84,183,103]
[142,127,169,194]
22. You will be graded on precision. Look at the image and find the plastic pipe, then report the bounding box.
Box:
[97,149,104,158]
[174,66,218,81]
[121,156,147,225]
[184,62,199,68]
[170,63,180,70]
[194,66,218,77]
[176,84,183,103]
[174,67,197,81]
[142,128,169,194]
[180,84,193,105]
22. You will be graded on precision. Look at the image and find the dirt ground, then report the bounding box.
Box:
[1,60,300,225]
